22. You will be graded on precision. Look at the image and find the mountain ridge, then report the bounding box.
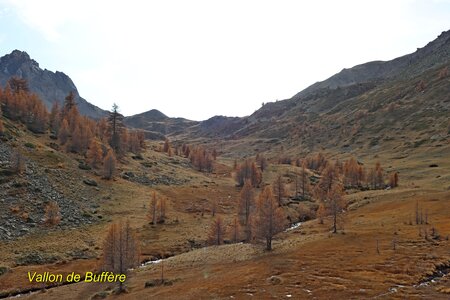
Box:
[293,29,450,100]
[124,29,450,141]
[1,29,449,139]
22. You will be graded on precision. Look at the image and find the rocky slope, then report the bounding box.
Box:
[0,129,102,241]
[293,29,450,99]
[0,50,107,119]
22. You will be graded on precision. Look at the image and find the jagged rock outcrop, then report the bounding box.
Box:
[0,50,108,119]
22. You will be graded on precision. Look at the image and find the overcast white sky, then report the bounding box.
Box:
[1,0,449,120]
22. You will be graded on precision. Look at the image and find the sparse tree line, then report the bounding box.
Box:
[273,152,399,190]
[148,191,167,225]
[101,220,140,292]
[208,181,286,251]
[411,200,446,241]
[159,138,218,173]
[0,77,146,180]
[213,152,401,248]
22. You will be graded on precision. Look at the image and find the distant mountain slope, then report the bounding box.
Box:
[171,30,449,158]
[0,50,108,119]
[293,30,450,100]
[124,109,198,137]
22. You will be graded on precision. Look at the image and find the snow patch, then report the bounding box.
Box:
[285,222,301,232]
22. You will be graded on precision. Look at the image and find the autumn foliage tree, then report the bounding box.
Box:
[181,144,191,158]
[163,138,171,153]
[327,183,346,233]
[256,153,268,172]
[368,162,384,189]
[148,192,167,225]
[316,203,326,225]
[103,149,116,180]
[8,76,29,93]
[0,80,145,164]
[49,102,61,134]
[272,175,286,206]
[314,164,339,204]
[189,146,213,172]
[230,216,241,243]
[58,119,70,145]
[208,216,226,246]
[149,192,157,225]
[24,94,48,133]
[235,159,262,187]
[158,198,167,222]
[44,201,61,226]
[128,130,145,154]
[86,139,103,169]
[295,161,310,199]
[343,157,366,188]
[238,180,254,241]
[0,78,49,133]
[389,171,399,188]
[101,220,140,292]
[252,186,285,250]
[307,152,328,171]
[62,91,76,114]
[238,180,254,225]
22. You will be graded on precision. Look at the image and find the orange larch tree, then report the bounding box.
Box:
[299,161,310,199]
[149,191,158,225]
[44,201,61,226]
[49,102,61,134]
[327,183,346,233]
[8,76,29,94]
[235,159,262,187]
[207,216,226,246]
[272,175,286,206]
[256,153,268,172]
[101,220,140,292]
[102,149,116,180]
[158,197,167,223]
[252,186,285,250]
[163,138,170,153]
[230,216,241,243]
[389,171,399,188]
[58,119,70,145]
[86,139,103,169]
[238,179,254,227]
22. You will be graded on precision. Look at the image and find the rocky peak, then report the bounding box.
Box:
[0,50,40,75]
[0,50,107,119]
[2,49,33,63]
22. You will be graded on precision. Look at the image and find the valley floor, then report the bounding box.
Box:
[2,186,449,299]
[0,139,449,299]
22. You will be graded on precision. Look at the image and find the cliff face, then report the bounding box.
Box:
[0,50,108,119]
